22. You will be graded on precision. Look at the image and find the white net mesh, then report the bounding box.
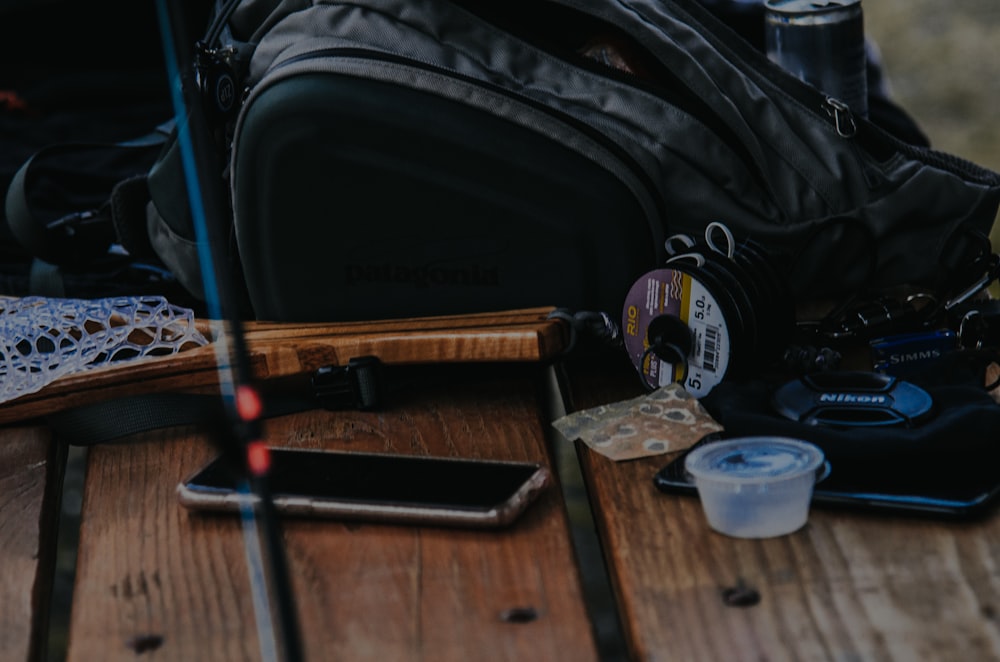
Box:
[0,295,210,405]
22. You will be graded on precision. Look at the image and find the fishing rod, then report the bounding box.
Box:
[153,1,304,660]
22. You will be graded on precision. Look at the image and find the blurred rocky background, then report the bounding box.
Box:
[864,0,1000,287]
[865,0,1000,173]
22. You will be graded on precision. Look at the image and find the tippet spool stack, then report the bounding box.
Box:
[621,223,794,397]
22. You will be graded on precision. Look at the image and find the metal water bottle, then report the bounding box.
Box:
[764,0,868,118]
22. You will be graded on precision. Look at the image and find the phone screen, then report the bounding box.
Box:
[654,438,1000,519]
[178,448,550,526]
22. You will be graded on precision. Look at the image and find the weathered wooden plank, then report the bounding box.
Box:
[0,426,65,662]
[561,349,1000,662]
[65,364,598,661]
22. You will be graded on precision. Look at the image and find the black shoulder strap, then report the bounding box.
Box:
[45,357,385,446]
[5,138,166,266]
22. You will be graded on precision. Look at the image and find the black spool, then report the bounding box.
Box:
[699,253,758,363]
[695,225,795,365]
[732,238,795,351]
[645,314,695,364]
[621,223,793,396]
[687,255,753,376]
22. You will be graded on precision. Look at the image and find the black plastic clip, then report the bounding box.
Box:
[820,296,921,341]
[548,308,621,356]
[311,356,384,411]
[952,298,1000,350]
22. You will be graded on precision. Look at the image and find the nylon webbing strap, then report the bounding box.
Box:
[45,357,384,446]
[46,392,223,446]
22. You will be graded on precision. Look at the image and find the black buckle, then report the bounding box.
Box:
[311,356,383,411]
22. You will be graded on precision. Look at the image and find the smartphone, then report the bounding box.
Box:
[654,437,1000,520]
[177,448,551,528]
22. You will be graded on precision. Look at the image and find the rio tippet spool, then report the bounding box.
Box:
[621,223,792,397]
[622,263,739,398]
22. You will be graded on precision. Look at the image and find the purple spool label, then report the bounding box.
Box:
[621,268,731,397]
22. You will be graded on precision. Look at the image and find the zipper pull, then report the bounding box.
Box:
[824,97,857,138]
[943,252,1000,312]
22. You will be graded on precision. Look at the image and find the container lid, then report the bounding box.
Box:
[685,437,825,484]
[764,0,862,17]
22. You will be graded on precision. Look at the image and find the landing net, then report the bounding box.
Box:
[0,295,209,405]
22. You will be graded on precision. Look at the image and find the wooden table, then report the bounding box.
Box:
[3,321,1000,661]
[63,363,598,661]
[559,350,1000,662]
[1,426,64,662]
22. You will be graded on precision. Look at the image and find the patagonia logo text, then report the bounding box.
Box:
[345,264,500,288]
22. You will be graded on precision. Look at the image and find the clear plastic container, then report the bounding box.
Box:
[684,437,826,538]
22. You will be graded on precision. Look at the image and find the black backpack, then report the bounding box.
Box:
[6,0,999,323]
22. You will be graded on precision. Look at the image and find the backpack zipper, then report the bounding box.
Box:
[649,0,999,186]
[823,97,857,139]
